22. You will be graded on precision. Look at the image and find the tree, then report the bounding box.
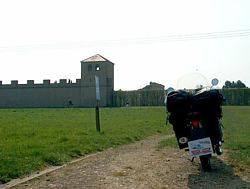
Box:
[223,81,232,88]
[236,80,247,88]
[223,80,247,88]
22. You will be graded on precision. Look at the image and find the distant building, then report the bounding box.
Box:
[0,54,114,108]
[141,82,165,91]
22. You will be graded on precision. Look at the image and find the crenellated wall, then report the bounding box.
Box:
[0,79,82,88]
[0,79,82,108]
[0,78,111,108]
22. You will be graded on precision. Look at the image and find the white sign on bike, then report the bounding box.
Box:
[188,137,213,158]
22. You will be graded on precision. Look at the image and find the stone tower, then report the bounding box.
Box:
[80,54,114,107]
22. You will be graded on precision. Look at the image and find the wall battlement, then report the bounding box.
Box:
[0,79,82,88]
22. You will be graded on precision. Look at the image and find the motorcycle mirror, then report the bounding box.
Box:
[166,87,174,95]
[211,78,219,86]
[164,87,174,105]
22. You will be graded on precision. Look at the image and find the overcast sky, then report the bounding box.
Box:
[0,0,250,90]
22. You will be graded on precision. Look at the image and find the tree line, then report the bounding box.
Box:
[223,80,247,89]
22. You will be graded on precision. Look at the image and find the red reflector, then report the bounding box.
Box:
[192,120,199,128]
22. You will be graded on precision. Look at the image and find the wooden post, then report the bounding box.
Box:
[95,100,100,132]
[95,76,101,132]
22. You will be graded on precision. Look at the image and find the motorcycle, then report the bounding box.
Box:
[165,74,225,171]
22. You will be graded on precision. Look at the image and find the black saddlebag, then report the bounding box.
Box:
[169,113,189,149]
[167,90,191,114]
[193,89,224,118]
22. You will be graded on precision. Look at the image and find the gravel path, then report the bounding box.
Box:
[3,134,250,189]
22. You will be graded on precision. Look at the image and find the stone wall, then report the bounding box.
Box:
[0,79,109,108]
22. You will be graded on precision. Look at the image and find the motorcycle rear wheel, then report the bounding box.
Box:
[199,155,211,171]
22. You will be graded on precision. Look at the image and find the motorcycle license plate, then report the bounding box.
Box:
[188,137,213,158]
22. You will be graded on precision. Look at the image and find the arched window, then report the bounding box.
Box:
[95,65,100,71]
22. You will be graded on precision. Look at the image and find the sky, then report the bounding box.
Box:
[0,0,250,90]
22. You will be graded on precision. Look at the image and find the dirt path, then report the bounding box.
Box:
[3,135,250,189]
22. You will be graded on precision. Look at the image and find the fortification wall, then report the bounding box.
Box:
[0,79,110,108]
[0,79,82,108]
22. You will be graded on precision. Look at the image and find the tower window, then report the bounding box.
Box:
[88,64,92,71]
[95,65,100,71]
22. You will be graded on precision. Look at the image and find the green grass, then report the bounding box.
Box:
[1,106,249,183]
[159,106,250,169]
[158,136,178,149]
[222,106,250,168]
[0,107,170,183]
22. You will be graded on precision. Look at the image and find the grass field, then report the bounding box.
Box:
[0,106,249,183]
[222,106,250,168]
[0,107,170,183]
[159,106,250,169]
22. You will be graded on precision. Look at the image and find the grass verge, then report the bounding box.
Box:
[0,107,170,183]
[222,106,250,168]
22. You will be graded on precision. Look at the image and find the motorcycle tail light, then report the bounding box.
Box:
[192,120,199,128]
